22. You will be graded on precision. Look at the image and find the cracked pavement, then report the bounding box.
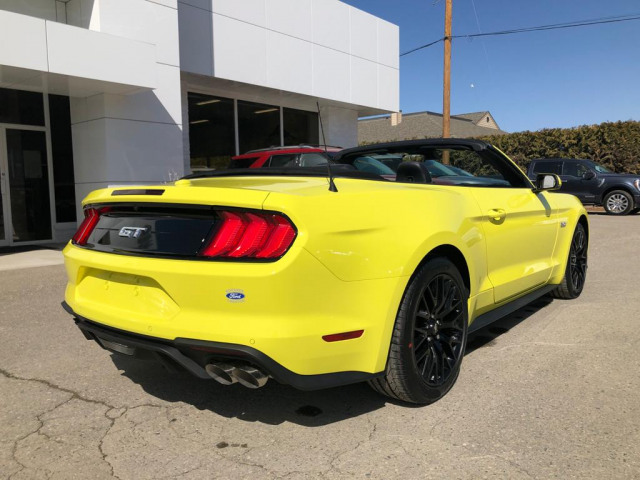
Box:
[1,214,639,479]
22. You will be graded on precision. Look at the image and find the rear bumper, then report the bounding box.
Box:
[63,243,407,376]
[64,302,383,390]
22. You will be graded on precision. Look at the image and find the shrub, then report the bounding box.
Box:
[476,121,640,174]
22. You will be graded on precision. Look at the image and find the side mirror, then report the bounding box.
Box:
[582,170,596,180]
[534,173,562,192]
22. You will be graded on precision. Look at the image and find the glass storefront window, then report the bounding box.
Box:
[238,100,280,154]
[49,95,77,223]
[0,88,45,126]
[188,93,235,171]
[187,94,322,171]
[283,108,319,146]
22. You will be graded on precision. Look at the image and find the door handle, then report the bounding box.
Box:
[488,208,506,223]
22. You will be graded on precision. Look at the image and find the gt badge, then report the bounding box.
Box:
[119,227,148,239]
[226,289,246,302]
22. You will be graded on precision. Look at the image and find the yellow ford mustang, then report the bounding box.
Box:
[62,139,588,404]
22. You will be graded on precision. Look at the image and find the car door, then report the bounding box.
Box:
[449,148,560,304]
[560,161,597,203]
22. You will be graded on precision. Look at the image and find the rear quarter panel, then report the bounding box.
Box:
[262,180,489,295]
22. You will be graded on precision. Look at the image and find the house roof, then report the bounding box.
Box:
[454,111,487,122]
[358,110,507,144]
[454,111,501,129]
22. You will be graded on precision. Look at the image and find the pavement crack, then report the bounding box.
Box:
[0,366,116,409]
[99,407,127,480]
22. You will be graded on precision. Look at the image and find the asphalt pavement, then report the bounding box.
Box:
[0,214,638,479]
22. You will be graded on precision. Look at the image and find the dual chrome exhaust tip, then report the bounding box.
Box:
[205,362,269,389]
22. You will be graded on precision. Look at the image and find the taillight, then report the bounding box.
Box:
[200,211,296,260]
[72,207,110,245]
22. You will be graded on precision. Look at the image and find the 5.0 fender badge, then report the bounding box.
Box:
[226,289,246,302]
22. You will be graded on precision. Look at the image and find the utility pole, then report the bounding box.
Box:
[442,0,452,139]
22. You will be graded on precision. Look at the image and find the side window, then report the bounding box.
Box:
[352,156,396,175]
[532,161,562,175]
[299,153,329,167]
[416,148,527,187]
[575,163,590,177]
[267,154,298,167]
[229,156,260,168]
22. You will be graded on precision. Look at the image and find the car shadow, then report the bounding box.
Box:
[110,354,390,426]
[465,295,554,354]
[110,295,555,426]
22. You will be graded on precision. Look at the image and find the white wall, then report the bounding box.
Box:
[178,0,399,113]
[0,9,156,94]
[0,0,59,21]
[65,0,184,222]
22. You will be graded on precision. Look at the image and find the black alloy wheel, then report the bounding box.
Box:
[412,274,466,387]
[369,257,468,404]
[551,223,588,299]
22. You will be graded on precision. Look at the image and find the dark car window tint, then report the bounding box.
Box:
[564,162,589,177]
[268,154,298,167]
[228,157,260,168]
[299,153,329,167]
[352,156,396,175]
[532,161,562,175]
[584,160,612,173]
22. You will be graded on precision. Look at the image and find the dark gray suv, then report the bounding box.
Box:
[527,158,640,215]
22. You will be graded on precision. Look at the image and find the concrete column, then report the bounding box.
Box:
[67,0,183,220]
[320,106,359,149]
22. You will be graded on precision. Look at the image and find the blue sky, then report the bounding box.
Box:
[341,0,640,133]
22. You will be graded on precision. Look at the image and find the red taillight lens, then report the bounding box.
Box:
[72,208,101,245]
[254,215,296,259]
[200,211,296,260]
[200,212,247,257]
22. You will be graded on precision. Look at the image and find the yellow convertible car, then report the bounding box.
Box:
[62,139,588,404]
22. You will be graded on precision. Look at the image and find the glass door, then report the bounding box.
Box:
[0,127,53,245]
[0,131,9,246]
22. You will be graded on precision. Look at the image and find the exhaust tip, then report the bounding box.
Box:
[232,366,269,389]
[205,363,238,385]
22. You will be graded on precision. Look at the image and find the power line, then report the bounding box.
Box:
[400,13,640,57]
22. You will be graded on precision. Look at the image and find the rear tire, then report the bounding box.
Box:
[603,190,633,215]
[369,257,468,404]
[550,223,588,299]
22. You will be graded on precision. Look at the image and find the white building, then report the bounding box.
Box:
[0,0,399,245]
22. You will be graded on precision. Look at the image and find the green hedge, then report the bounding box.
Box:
[475,120,640,174]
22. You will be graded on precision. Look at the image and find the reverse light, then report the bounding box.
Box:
[72,207,109,245]
[200,211,296,260]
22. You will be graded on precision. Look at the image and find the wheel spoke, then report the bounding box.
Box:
[440,309,463,328]
[412,271,468,387]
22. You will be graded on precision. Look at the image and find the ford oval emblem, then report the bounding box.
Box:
[225,290,246,302]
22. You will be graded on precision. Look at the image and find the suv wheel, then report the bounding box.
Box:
[603,190,633,215]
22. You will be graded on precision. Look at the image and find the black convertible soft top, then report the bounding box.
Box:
[181,165,387,181]
[334,138,490,161]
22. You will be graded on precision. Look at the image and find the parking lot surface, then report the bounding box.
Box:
[1,214,639,479]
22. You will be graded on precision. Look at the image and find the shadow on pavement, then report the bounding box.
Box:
[111,354,389,426]
[110,295,556,425]
[466,295,554,354]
